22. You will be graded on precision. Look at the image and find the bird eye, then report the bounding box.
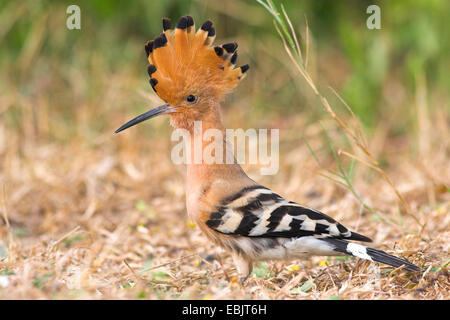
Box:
[186,94,197,103]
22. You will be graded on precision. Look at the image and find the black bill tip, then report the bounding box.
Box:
[115,104,173,133]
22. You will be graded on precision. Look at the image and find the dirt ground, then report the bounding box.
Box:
[1,112,448,299]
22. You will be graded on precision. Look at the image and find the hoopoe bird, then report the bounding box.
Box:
[115,16,420,283]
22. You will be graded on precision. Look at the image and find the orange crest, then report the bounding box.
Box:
[145,16,249,106]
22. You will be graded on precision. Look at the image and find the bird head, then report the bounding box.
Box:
[115,15,249,133]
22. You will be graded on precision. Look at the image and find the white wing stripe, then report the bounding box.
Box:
[249,199,289,236]
[272,214,294,232]
[227,188,274,208]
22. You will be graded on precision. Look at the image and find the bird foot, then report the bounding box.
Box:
[238,275,249,285]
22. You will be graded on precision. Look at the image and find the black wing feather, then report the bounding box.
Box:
[206,185,372,242]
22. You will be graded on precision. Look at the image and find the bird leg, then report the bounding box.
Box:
[232,253,252,284]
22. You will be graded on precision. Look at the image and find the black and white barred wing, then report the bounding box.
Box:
[206,185,420,272]
[206,185,372,242]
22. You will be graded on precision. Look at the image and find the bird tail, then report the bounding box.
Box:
[325,238,420,272]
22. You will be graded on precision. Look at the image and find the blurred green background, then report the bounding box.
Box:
[0,0,448,143]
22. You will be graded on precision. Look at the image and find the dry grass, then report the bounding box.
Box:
[0,107,448,299]
[0,1,449,300]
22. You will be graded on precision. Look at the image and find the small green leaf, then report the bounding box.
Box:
[1,267,15,275]
[12,227,29,238]
[290,287,301,295]
[251,262,270,278]
[139,259,153,274]
[33,273,53,289]
[152,271,168,281]
[300,280,314,292]
[333,256,350,261]
[0,246,7,260]
[430,259,449,273]
[381,269,392,275]
[136,200,148,212]
[64,234,84,247]
[119,281,135,289]
[145,209,157,219]
[327,295,340,300]
[68,290,85,298]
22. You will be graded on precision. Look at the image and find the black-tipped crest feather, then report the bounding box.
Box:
[223,42,238,53]
[186,15,194,28]
[149,78,158,92]
[162,18,171,31]
[147,65,156,76]
[230,52,238,64]
[240,64,250,73]
[144,40,154,57]
[201,20,213,32]
[214,46,224,57]
[176,16,188,29]
[143,15,248,101]
[153,33,167,49]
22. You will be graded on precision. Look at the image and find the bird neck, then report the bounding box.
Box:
[182,103,247,186]
[180,103,256,224]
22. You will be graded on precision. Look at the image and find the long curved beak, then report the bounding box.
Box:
[115,103,174,133]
